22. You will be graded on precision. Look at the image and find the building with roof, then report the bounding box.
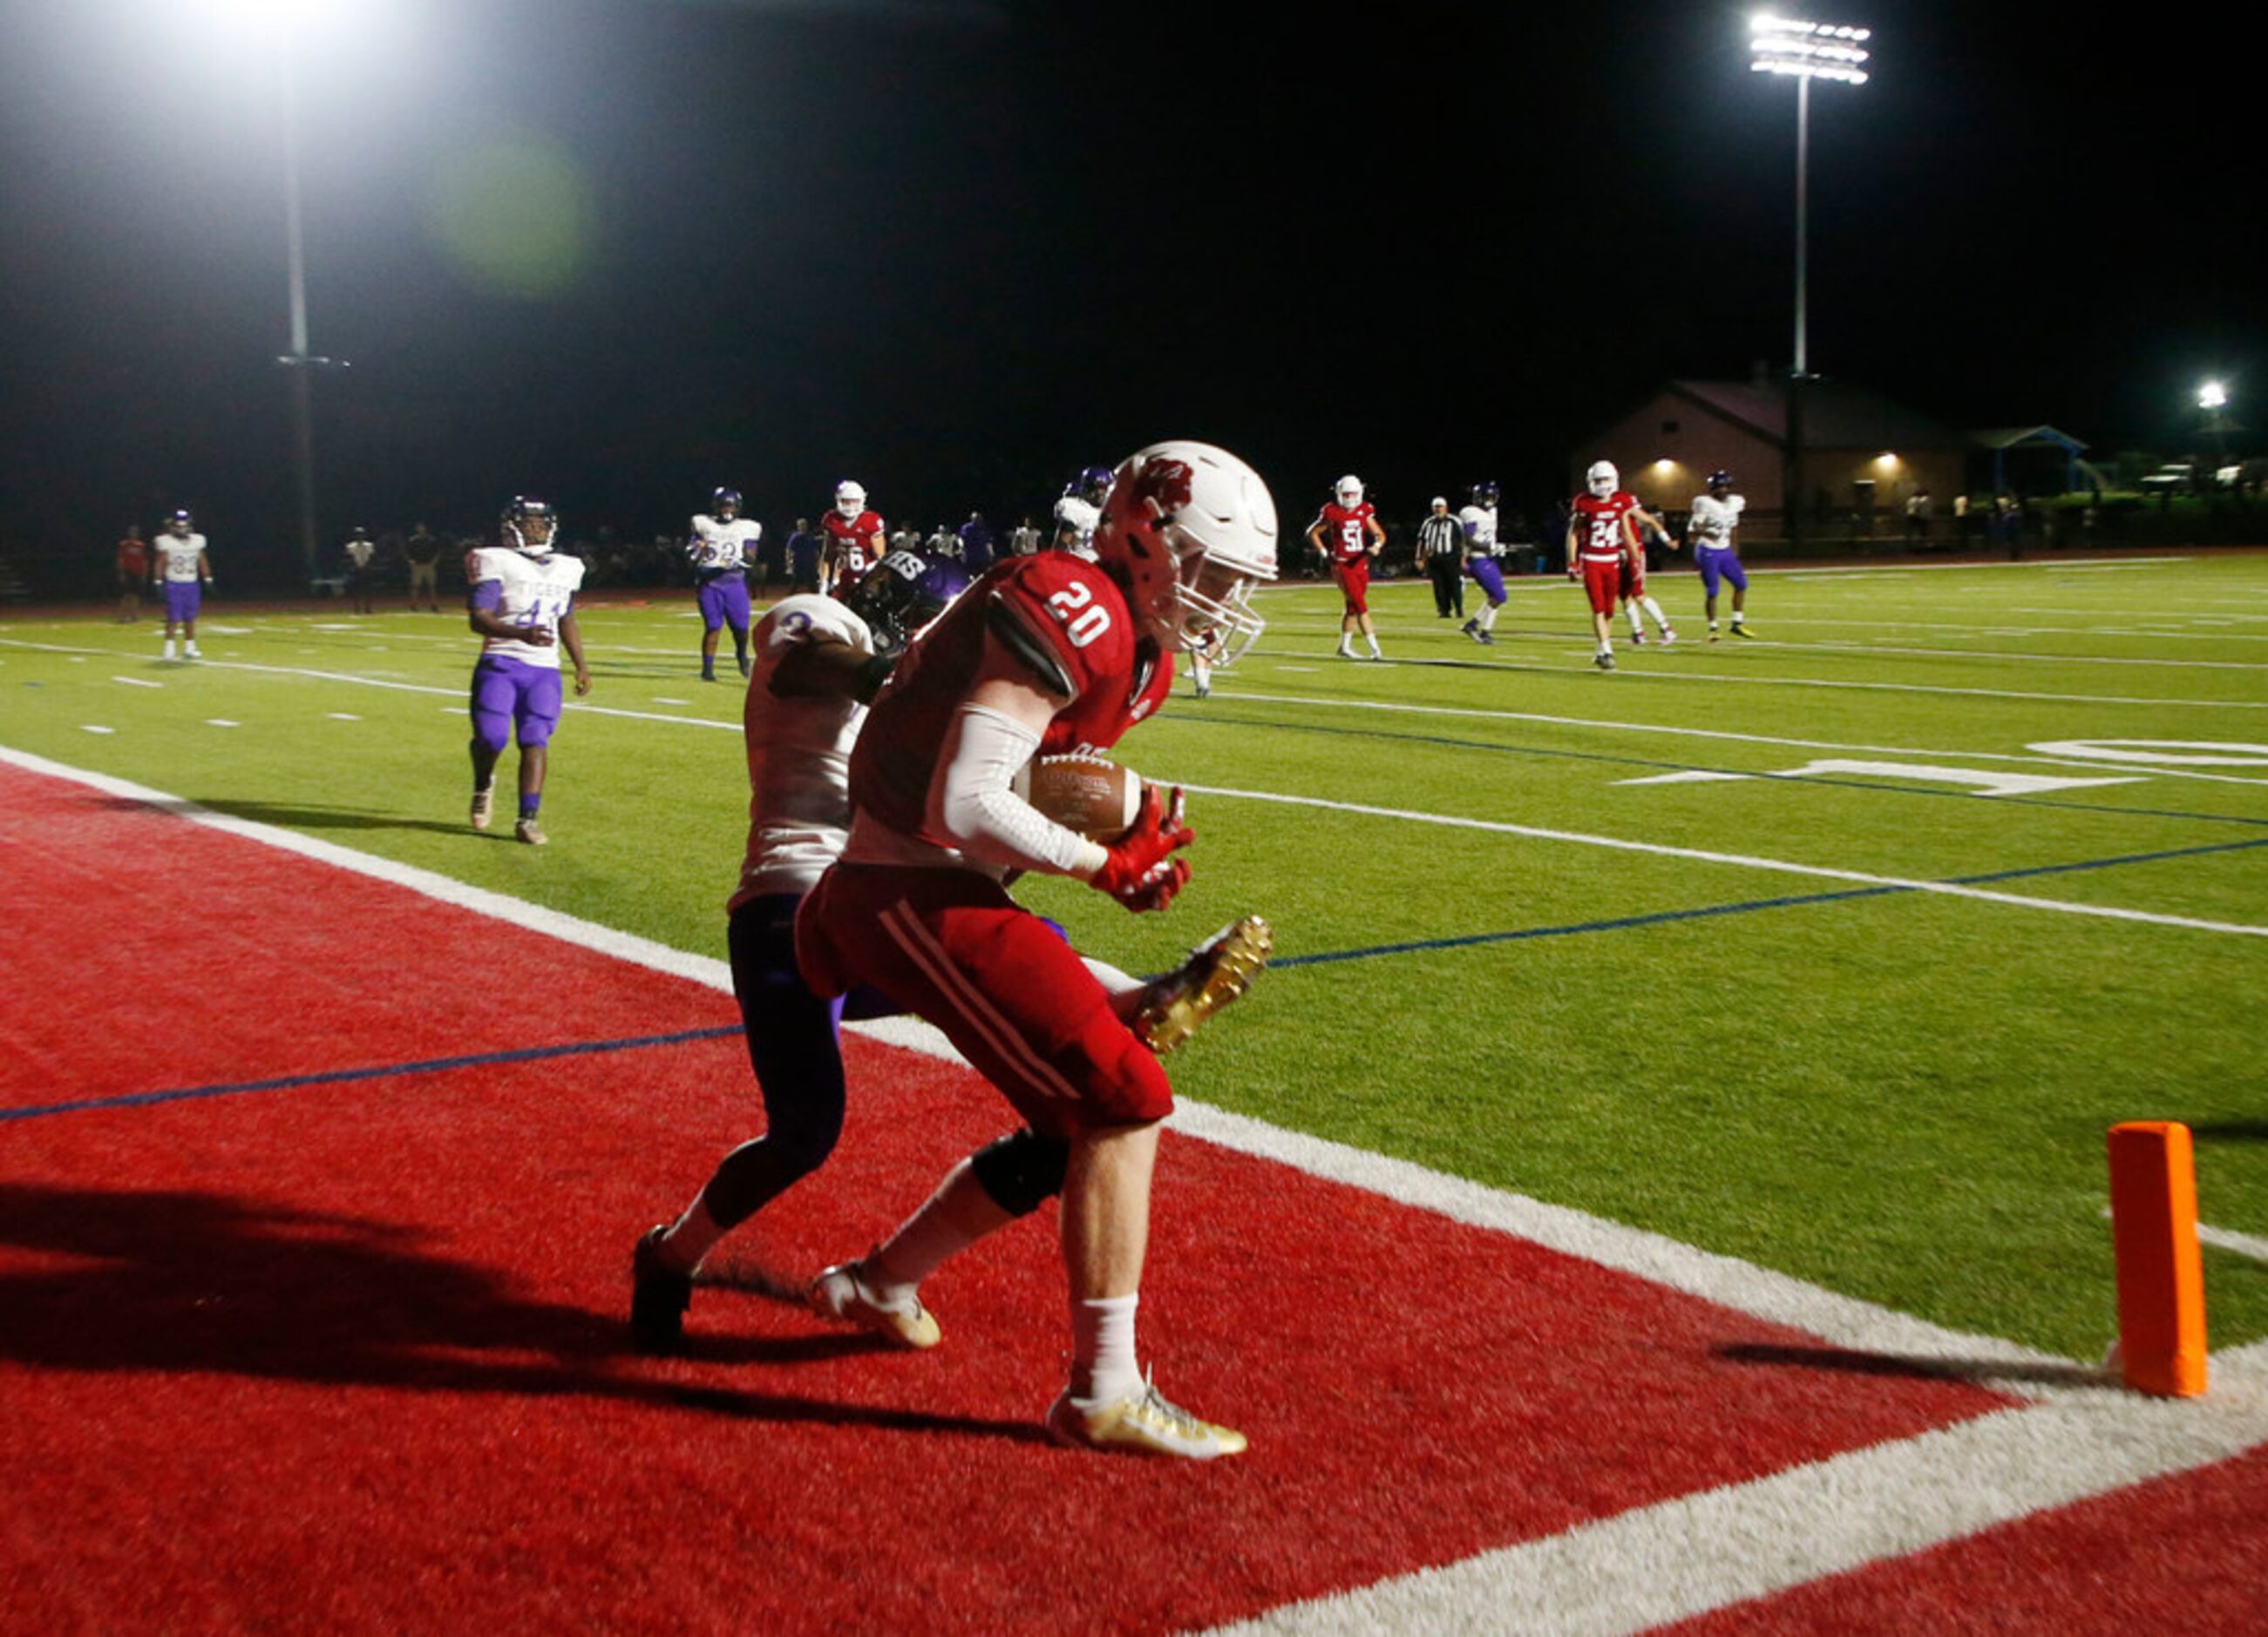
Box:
[1575,376,1970,536]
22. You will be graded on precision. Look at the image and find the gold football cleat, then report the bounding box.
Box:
[1134,914,1272,1056]
[810,1258,941,1350]
[1046,1376,1246,1459]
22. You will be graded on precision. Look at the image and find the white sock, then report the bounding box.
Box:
[1733,611,1745,626]
[1708,619,1719,631]
[656,1197,722,1273]
[1072,1293,1142,1405]
[162,640,175,659]
[1482,604,1501,631]
[1598,639,1613,656]
[1627,612,1644,638]
[1366,635,1382,657]
[1641,596,1668,632]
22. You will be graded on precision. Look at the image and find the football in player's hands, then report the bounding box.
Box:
[1015,752,1143,842]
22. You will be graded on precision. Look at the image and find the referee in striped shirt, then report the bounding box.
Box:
[1416,496,1465,619]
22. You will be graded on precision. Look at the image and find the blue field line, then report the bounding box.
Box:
[1274,834,2268,969]
[1167,710,2268,829]
[0,1022,744,1124]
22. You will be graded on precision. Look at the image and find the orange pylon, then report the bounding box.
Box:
[2108,1121,2208,1397]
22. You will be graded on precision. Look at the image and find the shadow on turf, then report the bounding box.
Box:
[2190,1122,2268,1145]
[101,795,491,840]
[0,1182,1044,1444]
[1716,1341,2114,1389]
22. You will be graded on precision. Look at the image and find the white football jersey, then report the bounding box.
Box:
[155,535,207,583]
[1689,492,1745,547]
[689,514,763,573]
[1053,494,1101,559]
[730,593,877,904]
[468,547,587,669]
[1458,504,1498,556]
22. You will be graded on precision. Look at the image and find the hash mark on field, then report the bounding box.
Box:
[111,676,161,689]
[329,713,362,721]
[78,724,112,734]
[204,719,240,729]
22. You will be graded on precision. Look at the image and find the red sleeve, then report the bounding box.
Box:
[989,554,1133,702]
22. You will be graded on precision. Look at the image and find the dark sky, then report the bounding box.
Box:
[2,0,2259,579]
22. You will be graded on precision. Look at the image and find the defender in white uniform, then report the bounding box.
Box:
[1458,481,1508,645]
[465,496,590,845]
[153,509,212,661]
[1689,471,1753,639]
[688,486,763,681]
[1052,465,1111,559]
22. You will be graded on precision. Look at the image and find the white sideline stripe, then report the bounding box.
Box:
[1615,770,1749,786]
[1173,783,2268,939]
[0,739,2051,1375]
[1200,689,2268,787]
[1208,1345,2268,1637]
[2203,1222,2268,1263]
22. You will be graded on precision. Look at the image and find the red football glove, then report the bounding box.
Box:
[1090,785,1192,914]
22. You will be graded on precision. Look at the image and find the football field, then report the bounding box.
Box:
[3,549,2266,1628]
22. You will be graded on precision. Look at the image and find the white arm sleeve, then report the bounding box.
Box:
[927,703,1111,878]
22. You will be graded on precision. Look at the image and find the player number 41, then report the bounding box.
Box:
[1046,581,1111,648]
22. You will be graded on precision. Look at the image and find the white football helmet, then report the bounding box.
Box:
[1586,461,1620,499]
[1095,441,1278,668]
[1335,474,1364,508]
[834,480,867,520]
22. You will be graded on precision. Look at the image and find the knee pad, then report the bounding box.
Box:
[969,1127,1069,1217]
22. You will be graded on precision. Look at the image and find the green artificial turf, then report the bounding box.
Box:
[5,551,2264,1359]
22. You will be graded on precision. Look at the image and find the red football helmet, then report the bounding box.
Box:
[1093,441,1277,667]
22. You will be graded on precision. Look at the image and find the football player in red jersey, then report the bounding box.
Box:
[796,440,1276,1458]
[1568,460,1647,670]
[821,479,886,597]
[1307,473,1386,659]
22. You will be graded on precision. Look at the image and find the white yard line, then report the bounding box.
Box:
[1171,782,2268,938]
[1199,688,2268,788]
[1207,1344,2268,1637]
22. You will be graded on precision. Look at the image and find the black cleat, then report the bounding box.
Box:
[631,1225,693,1353]
[1732,623,1756,638]
[737,653,751,678]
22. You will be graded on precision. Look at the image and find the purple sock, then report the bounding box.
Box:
[519,793,541,820]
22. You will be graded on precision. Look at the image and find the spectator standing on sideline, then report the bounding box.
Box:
[1952,492,1972,553]
[786,518,823,593]
[404,523,443,611]
[1416,497,1463,620]
[1905,489,1932,547]
[114,526,146,622]
[343,526,377,615]
[1010,516,1042,556]
[958,511,995,574]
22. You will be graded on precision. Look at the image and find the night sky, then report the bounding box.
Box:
[1,0,2258,581]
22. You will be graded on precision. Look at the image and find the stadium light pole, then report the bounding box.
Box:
[1751,12,1870,546]
[211,0,350,586]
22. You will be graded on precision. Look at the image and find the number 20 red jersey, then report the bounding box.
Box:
[848,553,1172,847]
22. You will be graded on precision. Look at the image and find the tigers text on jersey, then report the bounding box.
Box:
[155,535,207,583]
[730,593,877,907]
[846,554,1170,864]
[1316,501,1376,565]
[1458,503,1498,555]
[689,514,764,574]
[1688,492,1746,547]
[468,547,587,669]
[1572,492,1641,563]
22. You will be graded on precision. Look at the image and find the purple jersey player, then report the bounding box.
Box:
[465,497,591,846]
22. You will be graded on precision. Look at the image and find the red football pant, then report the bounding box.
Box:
[796,863,1173,1138]
[1582,558,1621,615]
[1334,560,1371,616]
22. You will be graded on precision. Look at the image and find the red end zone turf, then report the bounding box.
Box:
[0,763,2020,1633]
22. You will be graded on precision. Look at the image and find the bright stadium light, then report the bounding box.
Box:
[1750,13,1871,380]
[2199,381,2228,411]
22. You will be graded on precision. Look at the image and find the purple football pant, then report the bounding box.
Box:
[1697,547,1748,597]
[163,582,201,624]
[1465,555,1507,606]
[697,574,751,633]
[470,655,564,752]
